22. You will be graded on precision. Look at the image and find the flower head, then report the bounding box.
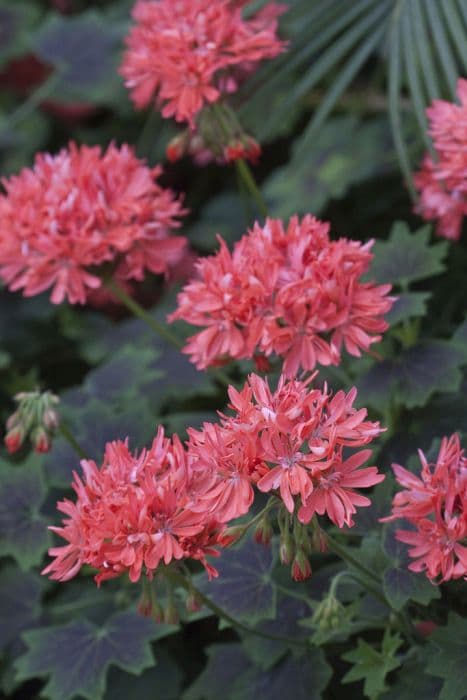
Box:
[0,142,187,304]
[43,428,229,585]
[120,0,286,127]
[169,216,394,375]
[191,373,384,525]
[4,390,59,454]
[383,433,467,582]
[414,79,467,240]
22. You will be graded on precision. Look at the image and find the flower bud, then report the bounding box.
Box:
[31,426,51,454]
[4,426,25,454]
[279,534,295,566]
[291,550,312,581]
[254,514,273,546]
[186,590,202,613]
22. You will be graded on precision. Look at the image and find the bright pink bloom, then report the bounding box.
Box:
[208,373,384,521]
[384,433,467,582]
[414,79,467,240]
[0,142,187,304]
[42,428,229,584]
[169,216,394,375]
[120,0,286,127]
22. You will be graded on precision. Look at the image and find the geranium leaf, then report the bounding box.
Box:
[0,457,49,569]
[370,222,447,287]
[381,653,443,699]
[357,340,465,410]
[0,1,39,68]
[240,596,311,669]
[104,648,183,700]
[265,116,396,219]
[0,565,44,651]
[342,630,403,699]
[15,610,177,700]
[231,650,332,700]
[33,11,123,103]
[426,613,467,700]
[183,644,252,700]
[385,292,430,325]
[197,536,277,624]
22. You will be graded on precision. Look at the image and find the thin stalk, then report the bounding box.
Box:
[106,278,183,348]
[106,278,232,388]
[234,159,268,219]
[59,421,88,460]
[167,570,310,648]
[211,102,268,218]
[7,72,61,128]
[326,534,417,643]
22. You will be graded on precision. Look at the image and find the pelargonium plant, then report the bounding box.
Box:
[1,2,467,700]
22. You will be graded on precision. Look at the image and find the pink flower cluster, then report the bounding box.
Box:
[189,373,384,528]
[0,142,187,304]
[43,428,231,585]
[414,78,467,240]
[44,374,384,585]
[384,434,467,582]
[170,216,394,376]
[120,0,286,127]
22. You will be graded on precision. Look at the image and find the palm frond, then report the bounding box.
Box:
[241,0,467,186]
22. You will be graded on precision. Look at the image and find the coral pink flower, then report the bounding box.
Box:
[0,142,187,304]
[214,373,384,519]
[42,428,229,585]
[120,0,286,127]
[169,216,394,375]
[383,433,467,582]
[414,79,467,240]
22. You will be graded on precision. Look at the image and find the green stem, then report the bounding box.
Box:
[106,278,232,389]
[326,534,417,643]
[106,278,184,349]
[210,103,268,218]
[234,158,268,219]
[58,422,88,460]
[167,570,310,648]
[7,72,61,128]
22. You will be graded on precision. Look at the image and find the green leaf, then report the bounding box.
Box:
[197,536,277,625]
[104,648,183,700]
[385,292,430,325]
[184,645,331,700]
[381,653,443,699]
[231,650,332,700]
[342,630,403,699]
[16,610,177,700]
[426,613,467,700]
[357,340,465,410]
[32,11,124,104]
[265,116,396,219]
[0,457,50,569]
[0,565,44,651]
[241,596,311,669]
[183,644,252,700]
[0,1,39,68]
[370,222,448,287]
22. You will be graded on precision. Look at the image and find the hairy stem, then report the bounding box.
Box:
[168,570,310,648]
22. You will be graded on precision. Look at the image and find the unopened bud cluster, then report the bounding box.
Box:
[4,390,59,454]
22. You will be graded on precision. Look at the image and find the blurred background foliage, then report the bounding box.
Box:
[1,1,467,699]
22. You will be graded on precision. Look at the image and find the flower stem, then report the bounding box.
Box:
[234,158,268,219]
[58,421,88,460]
[167,570,310,648]
[326,534,418,643]
[106,278,184,349]
[7,72,61,128]
[105,279,232,389]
